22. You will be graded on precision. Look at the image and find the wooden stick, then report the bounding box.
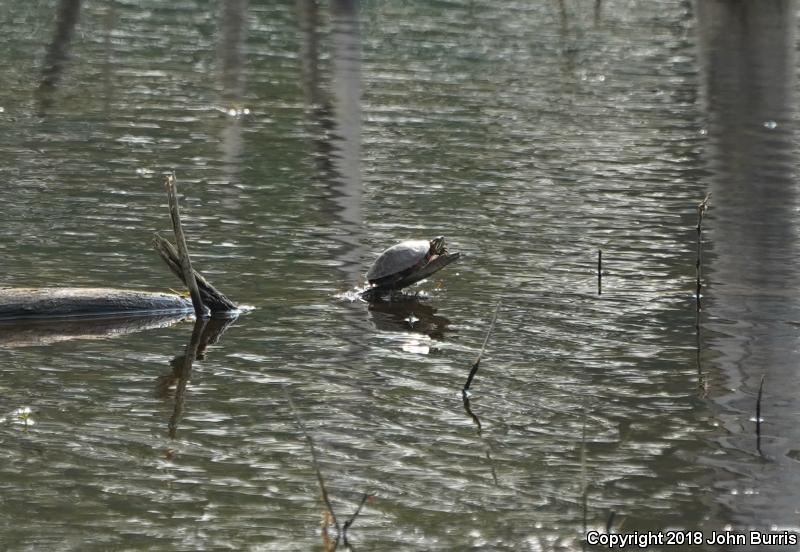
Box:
[756,374,765,434]
[756,374,765,456]
[463,301,500,394]
[597,249,602,295]
[153,234,237,312]
[695,193,711,327]
[165,173,206,318]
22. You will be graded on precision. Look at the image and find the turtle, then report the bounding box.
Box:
[366,236,450,290]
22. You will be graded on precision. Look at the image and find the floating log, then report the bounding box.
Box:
[0,251,237,322]
[0,287,192,321]
[0,173,238,323]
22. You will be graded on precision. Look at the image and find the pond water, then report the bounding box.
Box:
[1,0,800,550]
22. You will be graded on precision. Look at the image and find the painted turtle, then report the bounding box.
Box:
[366,236,456,291]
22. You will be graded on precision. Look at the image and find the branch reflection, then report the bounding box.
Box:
[156,316,237,438]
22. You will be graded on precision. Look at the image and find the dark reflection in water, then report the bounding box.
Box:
[157,316,237,438]
[100,2,118,116]
[367,297,451,338]
[697,0,800,537]
[0,313,188,348]
[36,0,81,114]
[462,393,499,487]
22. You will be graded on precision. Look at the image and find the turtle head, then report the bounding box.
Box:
[430,236,447,256]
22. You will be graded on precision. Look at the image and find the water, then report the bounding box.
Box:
[1,0,799,550]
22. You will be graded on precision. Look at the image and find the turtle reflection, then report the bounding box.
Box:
[367,296,451,339]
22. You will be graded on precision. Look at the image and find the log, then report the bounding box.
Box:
[0,287,192,321]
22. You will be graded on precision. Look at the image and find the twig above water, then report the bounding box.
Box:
[597,249,602,296]
[165,173,206,318]
[153,234,238,313]
[756,375,765,435]
[697,192,711,232]
[695,192,711,324]
[756,374,766,458]
[463,301,501,394]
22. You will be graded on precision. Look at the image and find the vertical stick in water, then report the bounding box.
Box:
[756,375,765,433]
[756,374,765,455]
[463,301,501,394]
[165,173,206,318]
[694,194,711,394]
[695,193,711,328]
[597,249,602,295]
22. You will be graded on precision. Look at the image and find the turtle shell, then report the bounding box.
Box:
[366,239,431,283]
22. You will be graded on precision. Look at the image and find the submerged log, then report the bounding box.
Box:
[0,287,192,321]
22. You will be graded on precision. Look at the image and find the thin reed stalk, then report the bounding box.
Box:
[695,193,711,328]
[597,249,602,295]
[463,301,501,394]
[756,374,765,434]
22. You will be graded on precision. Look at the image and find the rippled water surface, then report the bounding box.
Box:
[2,1,800,550]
